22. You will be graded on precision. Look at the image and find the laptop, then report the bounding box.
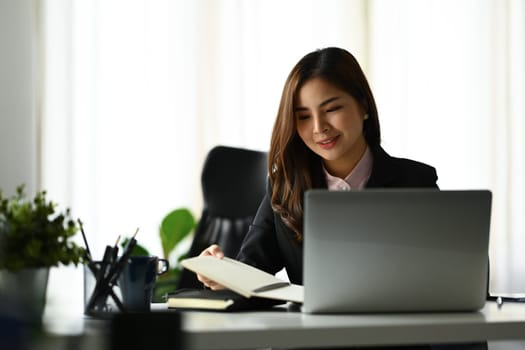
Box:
[302,189,492,314]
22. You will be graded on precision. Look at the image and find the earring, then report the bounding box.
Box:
[364,114,369,120]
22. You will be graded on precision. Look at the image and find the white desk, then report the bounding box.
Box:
[171,302,525,350]
[42,301,525,350]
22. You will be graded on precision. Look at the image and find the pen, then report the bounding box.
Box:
[107,228,138,281]
[111,235,121,263]
[123,228,139,254]
[77,219,123,310]
[78,219,92,261]
[98,235,120,280]
[89,239,117,310]
[105,228,139,284]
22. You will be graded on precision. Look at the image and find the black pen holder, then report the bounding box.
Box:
[84,261,126,316]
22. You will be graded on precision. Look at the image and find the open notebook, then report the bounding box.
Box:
[168,256,303,310]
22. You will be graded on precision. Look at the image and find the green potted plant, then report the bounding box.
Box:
[0,184,86,323]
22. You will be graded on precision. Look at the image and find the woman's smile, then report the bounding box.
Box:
[317,135,340,149]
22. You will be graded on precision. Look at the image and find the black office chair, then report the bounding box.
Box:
[176,145,268,290]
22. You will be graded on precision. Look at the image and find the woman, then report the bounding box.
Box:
[199,47,438,289]
[198,47,486,350]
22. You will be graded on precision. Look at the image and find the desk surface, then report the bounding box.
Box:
[168,301,525,350]
[46,301,525,350]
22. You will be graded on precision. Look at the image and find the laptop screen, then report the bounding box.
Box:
[302,189,492,314]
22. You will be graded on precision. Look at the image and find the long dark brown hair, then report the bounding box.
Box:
[268,47,381,242]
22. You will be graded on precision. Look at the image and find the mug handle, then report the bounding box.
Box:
[157,258,169,275]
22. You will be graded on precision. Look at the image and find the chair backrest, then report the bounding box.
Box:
[176,145,268,290]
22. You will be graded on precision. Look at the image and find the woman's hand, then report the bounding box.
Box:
[196,244,226,290]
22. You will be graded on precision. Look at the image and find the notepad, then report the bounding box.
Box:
[167,288,287,311]
[167,289,236,310]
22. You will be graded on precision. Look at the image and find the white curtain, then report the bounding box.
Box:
[39,0,368,316]
[368,0,525,293]
[39,0,524,317]
[40,0,368,257]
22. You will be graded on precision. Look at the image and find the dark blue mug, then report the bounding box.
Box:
[118,256,169,311]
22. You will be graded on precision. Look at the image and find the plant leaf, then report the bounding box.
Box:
[0,183,86,271]
[160,208,195,258]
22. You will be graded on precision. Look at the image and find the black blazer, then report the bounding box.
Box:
[236,146,439,285]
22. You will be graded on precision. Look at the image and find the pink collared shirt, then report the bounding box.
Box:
[324,147,373,191]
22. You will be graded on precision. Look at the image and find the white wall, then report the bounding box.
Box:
[0,0,37,196]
